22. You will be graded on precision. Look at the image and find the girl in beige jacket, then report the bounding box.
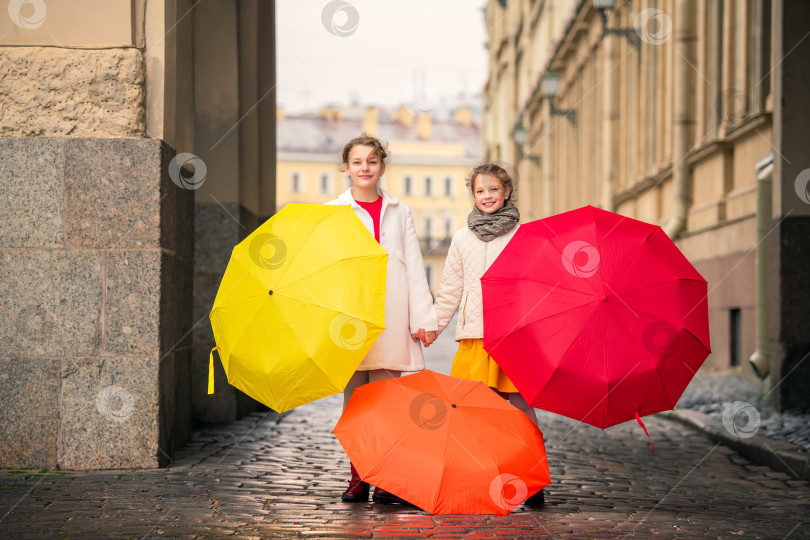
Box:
[433,163,544,505]
[433,163,538,425]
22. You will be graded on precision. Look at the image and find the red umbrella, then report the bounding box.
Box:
[482,206,710,430]
[333,370,550,515]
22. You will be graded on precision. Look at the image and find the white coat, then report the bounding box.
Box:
[326,188,438,371]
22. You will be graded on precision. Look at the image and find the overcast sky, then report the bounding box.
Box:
[276,0,489,114]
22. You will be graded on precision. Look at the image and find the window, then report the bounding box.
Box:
[444,175,453,197]
[290,171,303,193]
[444,215,454,238]
[403,175,413,196]
[318,172,334,195]
[425,263,434,289]
[730,308,741,367]
[424,175,433,197]
[423,215,433,239]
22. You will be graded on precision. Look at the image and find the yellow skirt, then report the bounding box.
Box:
[450,338,519,393]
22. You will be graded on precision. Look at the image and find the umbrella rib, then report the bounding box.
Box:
[275,253,387,291]
[611,277,707,298]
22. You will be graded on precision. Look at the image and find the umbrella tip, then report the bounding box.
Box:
[268,290,273,295]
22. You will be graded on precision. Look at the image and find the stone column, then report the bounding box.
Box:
[769,0,810,411]
[191,0,276,424]
[0,0,193,469]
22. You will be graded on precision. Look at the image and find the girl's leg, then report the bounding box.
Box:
[367,368,402,383]
[508,392,538,427]
[343,370,370,411]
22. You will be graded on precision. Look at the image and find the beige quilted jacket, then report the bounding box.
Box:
[435,224,520,340]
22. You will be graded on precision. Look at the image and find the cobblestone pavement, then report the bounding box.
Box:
[2,325,809,538]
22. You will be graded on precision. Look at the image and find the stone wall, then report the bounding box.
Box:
[0,47,144,137]
[0,137,193,469]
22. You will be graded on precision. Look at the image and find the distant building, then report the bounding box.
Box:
[277,106,481,295]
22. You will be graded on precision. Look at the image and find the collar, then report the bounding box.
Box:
[336,187,400,208]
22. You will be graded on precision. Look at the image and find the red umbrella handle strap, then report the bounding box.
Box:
[208,346,221,395]
[635,409,653,452]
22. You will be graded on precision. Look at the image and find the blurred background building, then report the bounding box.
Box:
[276,105,481,295]
[483,0,810,411]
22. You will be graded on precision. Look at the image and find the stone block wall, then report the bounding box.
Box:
[0,137,193,469]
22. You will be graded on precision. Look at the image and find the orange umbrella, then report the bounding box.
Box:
[333,370,550,515]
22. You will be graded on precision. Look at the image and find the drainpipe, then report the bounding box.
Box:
[663,0,691,238]
[749,154,774,379]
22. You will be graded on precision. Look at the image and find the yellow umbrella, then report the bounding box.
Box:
[208,203,387,412]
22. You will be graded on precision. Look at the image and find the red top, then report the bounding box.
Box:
[355,197,383,243]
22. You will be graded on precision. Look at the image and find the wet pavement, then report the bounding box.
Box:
[1,324,809,538]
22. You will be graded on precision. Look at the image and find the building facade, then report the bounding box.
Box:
[277,106,482,295]
[0,0,276,469]
[483,0,810,410]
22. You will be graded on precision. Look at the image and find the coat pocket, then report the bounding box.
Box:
[461,292,469,327]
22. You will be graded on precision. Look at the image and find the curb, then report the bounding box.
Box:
[668,409,810,481]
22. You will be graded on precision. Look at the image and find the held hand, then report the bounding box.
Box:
[422,330,438,347]
[411,328,426,343]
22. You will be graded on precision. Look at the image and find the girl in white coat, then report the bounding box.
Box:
[326,135,437,505]
[432,163,544,505]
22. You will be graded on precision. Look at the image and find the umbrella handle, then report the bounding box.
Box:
[208,346,221,394]
[635,409,653,452]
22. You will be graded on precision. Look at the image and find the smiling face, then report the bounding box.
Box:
[344,144,385,192]
[473,173,511,214]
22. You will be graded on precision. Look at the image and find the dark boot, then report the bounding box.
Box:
[342,463,369,502]
[524,489,545,507]
[372,485,412,505]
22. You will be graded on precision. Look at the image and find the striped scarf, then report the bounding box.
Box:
[467,204,520,242]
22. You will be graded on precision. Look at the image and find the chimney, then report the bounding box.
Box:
[417,113,431,140]
[363,106,378,137]
[453,107,473,127]
[392,106,414,127]
[318,107,341,122]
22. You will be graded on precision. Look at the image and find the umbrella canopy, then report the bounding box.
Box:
[333,370,550,515]
[482,205,711,429]
[209,203,387,412]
